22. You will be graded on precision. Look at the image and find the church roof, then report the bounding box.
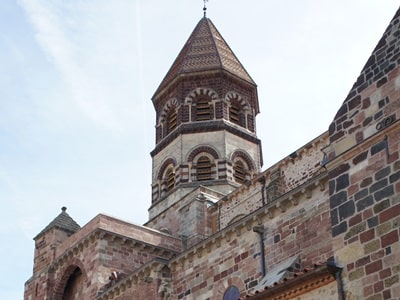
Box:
[34,207,80,240]
[153,17,255,97]
[241,262,336,299]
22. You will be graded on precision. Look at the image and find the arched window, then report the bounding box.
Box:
[226,92,250,129]
[185,88,218,121]
[229,102,240,125]
[159,99,179,139]
[63,268,84,300]
[196,156,212,181]
[233,160,246,184]
[167,109,177,133]
[188,146,219,182]
[196,98,211,121]
[231,150,255,183]
[223,285,240,300]
[165,168,175,191]
[157,159,177,199]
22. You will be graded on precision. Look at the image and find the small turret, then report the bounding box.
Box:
[32,207,80,274]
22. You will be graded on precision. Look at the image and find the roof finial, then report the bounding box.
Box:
[203,0,208,18]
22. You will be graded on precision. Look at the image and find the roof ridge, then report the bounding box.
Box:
[205,18,223,70]
[206,18,256,84]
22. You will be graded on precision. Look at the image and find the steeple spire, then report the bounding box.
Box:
[152,17,256,99]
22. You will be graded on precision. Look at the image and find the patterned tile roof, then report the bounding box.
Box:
[34,207,80,239]
[153,17,255,97]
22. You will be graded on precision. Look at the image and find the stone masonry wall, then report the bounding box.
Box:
[146,186,222,240]
[24,271,51,300]
[328,8,400,160]
[111,281,159,300]
[328,6,400,300]
[218,180,263,229]
[27,232,175,299]
[280,133,328,193]
[218,133,328,230]
[54,214,182,256]
[26,235,104,299]
[329,124,400,300]
[168,185,332,299]
[25,215,181,299]
[98,261,175,300]
[32,229,71,274]
[149,129,259,217]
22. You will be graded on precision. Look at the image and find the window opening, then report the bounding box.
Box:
[166,168,175,191]
[196,156,212,181]
[63,268,83,300]
[233,161,246,183]
[229,102,240,125]
[196,98,211,121]
[167,109,177,133]
[223,285,240,300]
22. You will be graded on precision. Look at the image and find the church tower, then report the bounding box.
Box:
[147,15,262,240]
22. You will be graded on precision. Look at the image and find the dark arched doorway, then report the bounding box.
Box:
[62,267,84,300]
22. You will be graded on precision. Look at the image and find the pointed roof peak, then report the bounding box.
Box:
[153,17,255,98]
[34,207,81,240]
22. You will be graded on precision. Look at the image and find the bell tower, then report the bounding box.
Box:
[147,16,263,236]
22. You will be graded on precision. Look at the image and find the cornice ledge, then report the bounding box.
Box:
[96,258,170,300]
[153,69,256,102]
[52,229,179,272]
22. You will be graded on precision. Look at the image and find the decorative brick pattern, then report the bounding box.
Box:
[153,18,256,98]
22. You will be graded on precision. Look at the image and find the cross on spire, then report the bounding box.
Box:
[203,0,208,17]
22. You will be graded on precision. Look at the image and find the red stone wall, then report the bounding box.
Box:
[218,133,328,230]
[168,187,332,299]
[25,215,181,299]
[24,272,51,300]
[329,125,400,299]
[328,8,400,160]
[327,6,400,299]
[280,134,328,193]
[26,234,170,299]
[112,282,158,300]
[33,229,71,274]
[145,186,219,243]
[265,195,332,268]
[54,214,181,256]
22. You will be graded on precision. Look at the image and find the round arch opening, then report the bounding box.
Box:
[223,285,240,300]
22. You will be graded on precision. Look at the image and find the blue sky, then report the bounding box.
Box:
[1,1,399,298]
